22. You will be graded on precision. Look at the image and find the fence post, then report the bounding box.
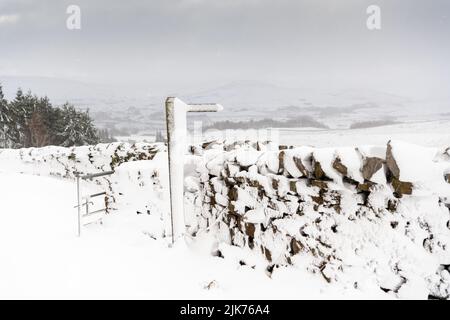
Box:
[76,174,81,237]
[165,97,222,244]
[85,196,89,221]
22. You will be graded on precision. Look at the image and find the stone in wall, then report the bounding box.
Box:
[362,157,384,181]
[386,142,413,197]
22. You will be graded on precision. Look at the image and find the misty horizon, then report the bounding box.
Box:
[1,0,450,102]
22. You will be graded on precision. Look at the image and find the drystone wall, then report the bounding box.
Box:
[187,140,450,299]
[0,142,166,214]
[2,140,450,298]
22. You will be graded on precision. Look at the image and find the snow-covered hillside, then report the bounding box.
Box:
[4,77,448,134]
[195,120,450,149]
[275,120,450,148]
[0,139,449,299]
[182,81,409,112]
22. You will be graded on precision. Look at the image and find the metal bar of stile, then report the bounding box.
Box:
[165,97,223,244]
[75,170,114,237]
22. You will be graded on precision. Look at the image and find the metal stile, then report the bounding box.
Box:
[75,170,114,237]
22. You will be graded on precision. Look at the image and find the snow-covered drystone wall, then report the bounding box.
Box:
[1,140,450,299]
[0,142,164,178]
[0,143,168,226]
[186,140,450,299]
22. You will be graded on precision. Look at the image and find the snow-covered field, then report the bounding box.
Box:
[276,120,450,148]
[196,120,450,149]
[118,119,450,148]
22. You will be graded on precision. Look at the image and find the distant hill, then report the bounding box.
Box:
[180,80,410,111]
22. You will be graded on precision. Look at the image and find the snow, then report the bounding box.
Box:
[193,140,450,299]
[335,147,364,183]
[1,136,449,299]
[0,171,390,299]
[260,120,450,148]
[244,208,266,224]
[388,140,450,197]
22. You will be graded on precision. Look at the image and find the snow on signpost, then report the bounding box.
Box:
[165,97,223,244]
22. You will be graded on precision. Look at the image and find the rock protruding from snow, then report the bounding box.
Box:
[385,141,414,197]
[362,156,384,181]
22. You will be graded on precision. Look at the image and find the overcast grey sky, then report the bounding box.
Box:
[0,0,449,98]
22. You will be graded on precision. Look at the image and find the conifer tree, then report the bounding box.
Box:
[0,84,12,148]
[0,85,100,148]
[60,103,100,147]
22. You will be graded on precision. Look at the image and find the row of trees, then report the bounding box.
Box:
[0,84,101,148]
[205,116,329,131]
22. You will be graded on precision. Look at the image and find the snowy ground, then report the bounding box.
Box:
[183,120,449,149]
[276,120,450,148]
[0,172,389,299]
[118,119,450,148]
